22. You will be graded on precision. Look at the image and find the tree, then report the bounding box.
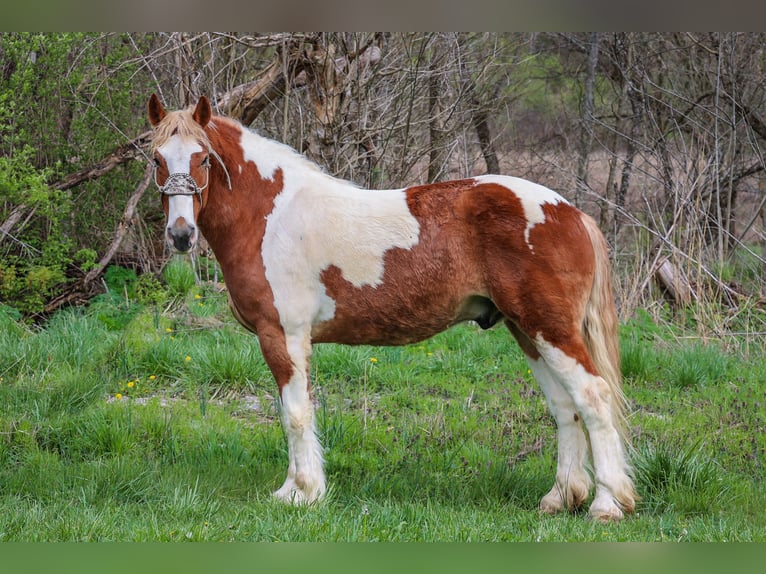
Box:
[2,32,765,318]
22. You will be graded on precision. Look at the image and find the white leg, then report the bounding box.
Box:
[534,337,635,521]
[272,333,326,504]
[528,356,593,513]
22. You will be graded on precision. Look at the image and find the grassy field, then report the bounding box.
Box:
[0,259,764,541]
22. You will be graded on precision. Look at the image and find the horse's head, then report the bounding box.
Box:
[148,93,212,252]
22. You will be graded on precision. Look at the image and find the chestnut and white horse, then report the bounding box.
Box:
[147,94,636,521]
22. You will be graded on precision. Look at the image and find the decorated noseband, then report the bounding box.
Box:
[153,148,231,196]
[155,163,209,197]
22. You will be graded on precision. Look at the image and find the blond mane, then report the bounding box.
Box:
[152,104,350,189]
[150,106,210,151]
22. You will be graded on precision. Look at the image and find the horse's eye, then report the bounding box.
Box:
[153,157,162,167]
[201,155,210,167]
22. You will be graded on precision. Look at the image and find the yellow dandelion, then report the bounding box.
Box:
[149,375,156,381]
[127,381,135,388]
[194,294,202,299]
[369,357,378,363]
[115,393,123,400]
[165,327,173,333]
[185,355,192,362]
[427,352,433,357]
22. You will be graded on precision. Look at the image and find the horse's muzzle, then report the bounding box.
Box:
[167,218,197,252]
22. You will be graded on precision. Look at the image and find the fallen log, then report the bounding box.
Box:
[654,256,694,307]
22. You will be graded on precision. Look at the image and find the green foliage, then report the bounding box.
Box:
[0,147,71,314]
[1,291,764,540]
[103,265,138,295]
[512,53,572,115]
[666,343,733,389]
[73,248,98,272]
[0,303,22,323]
[620,310,737,391]
[133,273,168,306]
[0,33,156,317]
[163,257,197,298]
[633,441,733,516]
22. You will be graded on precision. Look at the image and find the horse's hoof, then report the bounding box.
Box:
[539,492,565,515]
[588,499,625,522]
[273,476,326,506]
[539,481,590,514]
[273,486,309,505]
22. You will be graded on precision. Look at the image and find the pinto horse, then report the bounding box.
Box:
[147,94,636,521]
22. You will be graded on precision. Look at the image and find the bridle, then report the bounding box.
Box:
[154,147,232,197]
[155,169,209,197]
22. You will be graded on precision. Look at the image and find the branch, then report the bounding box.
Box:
[51,37,382,193]
[44,162,154,314]
[215,42,312,126]
[52,130,151,191]
[0,204,29,242]
[740,101,766,142]
[214,32,317,50]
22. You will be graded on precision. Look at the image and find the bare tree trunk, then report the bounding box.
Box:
[617,82,644,228]
[473,107,499,174]
[174,32,195,106]
[0,205,28,243]
[305,40,344,168]
[456,34,500,175]
[576,32,600,208]
[601,129,620,237]
[761,177,766,297]
[428,34,449,182]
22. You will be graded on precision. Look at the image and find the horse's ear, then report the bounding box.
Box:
[193,96,212,128]
[148,93,166,126]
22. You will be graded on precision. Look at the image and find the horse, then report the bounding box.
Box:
[147,93,637,521]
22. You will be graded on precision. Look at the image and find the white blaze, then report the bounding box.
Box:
[157,138,204,229]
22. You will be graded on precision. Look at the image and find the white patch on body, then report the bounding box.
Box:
[157,138,204,231]
[239,128,300,182]
[474,175,566,251]
[250,129,420,330]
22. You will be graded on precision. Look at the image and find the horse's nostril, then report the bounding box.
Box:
[167,222,197,252]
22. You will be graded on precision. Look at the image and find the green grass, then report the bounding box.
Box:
[0,268,765,541]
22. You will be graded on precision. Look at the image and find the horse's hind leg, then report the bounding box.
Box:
[530,357,593,512]
[532,335,634,521]
[507,322,592,512]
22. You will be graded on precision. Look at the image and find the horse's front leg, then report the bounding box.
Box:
[259,326,326,504]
